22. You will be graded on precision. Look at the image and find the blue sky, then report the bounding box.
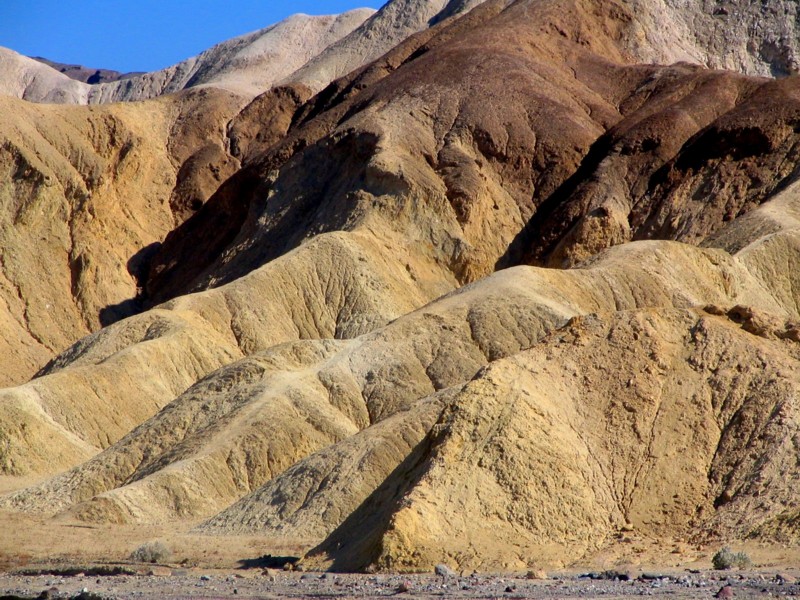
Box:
[0,1,385,72]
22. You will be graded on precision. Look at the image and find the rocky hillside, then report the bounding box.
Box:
[0,48,89,103]
[3,0,800,574]
[0,88,246,387]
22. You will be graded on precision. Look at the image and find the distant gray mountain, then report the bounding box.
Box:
[30,57,141,84]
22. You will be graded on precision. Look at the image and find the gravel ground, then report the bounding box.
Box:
[1,569,799,599]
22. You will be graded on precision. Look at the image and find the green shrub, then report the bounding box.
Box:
[712,546,751,570]
[130,541,171,564]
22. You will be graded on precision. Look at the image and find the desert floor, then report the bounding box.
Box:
[2,508,800,599]
[2,567,800,599]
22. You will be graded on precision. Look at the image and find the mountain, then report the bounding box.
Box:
[0,48,89,103]
[3,0,800,574]
[86,10,377,104]
[283,0,490,91]
[30,57,138,84]
[0,10,375,105]
[0,0,492,106]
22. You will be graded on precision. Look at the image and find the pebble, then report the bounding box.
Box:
[777,572,796,584]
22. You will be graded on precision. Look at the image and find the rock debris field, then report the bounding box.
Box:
[2,568,800,600]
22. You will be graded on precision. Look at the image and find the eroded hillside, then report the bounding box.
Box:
[2,0,800,573]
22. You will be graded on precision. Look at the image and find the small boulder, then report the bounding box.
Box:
[526,569,548,580]
[435,563,457,577]
[715,584,734,599]
[703,305,728,316]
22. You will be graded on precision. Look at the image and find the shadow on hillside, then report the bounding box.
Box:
[304,423,441,573]
[98,242,161,327]
[496,135,613,271]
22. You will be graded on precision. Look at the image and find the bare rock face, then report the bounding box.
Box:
[282,0,486,92]
[626,0,800,77]
[514,69,800,268]
[149,0,800,302]
[315,305,800,572]
[4,0,800,107]
[1,236,792,516]
[0,48,89,103]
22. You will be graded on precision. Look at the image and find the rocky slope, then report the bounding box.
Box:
[2,236,786,516]
[3,0,800,574]
[626,0,800,77]
[0,0,501,399]
[283,0,490,92]
[0,0,492,107]
[0,88,244,386]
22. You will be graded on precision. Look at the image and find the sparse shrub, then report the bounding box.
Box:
[0,551,32,573]
[712,546,751,570]
[129,541,171,564]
